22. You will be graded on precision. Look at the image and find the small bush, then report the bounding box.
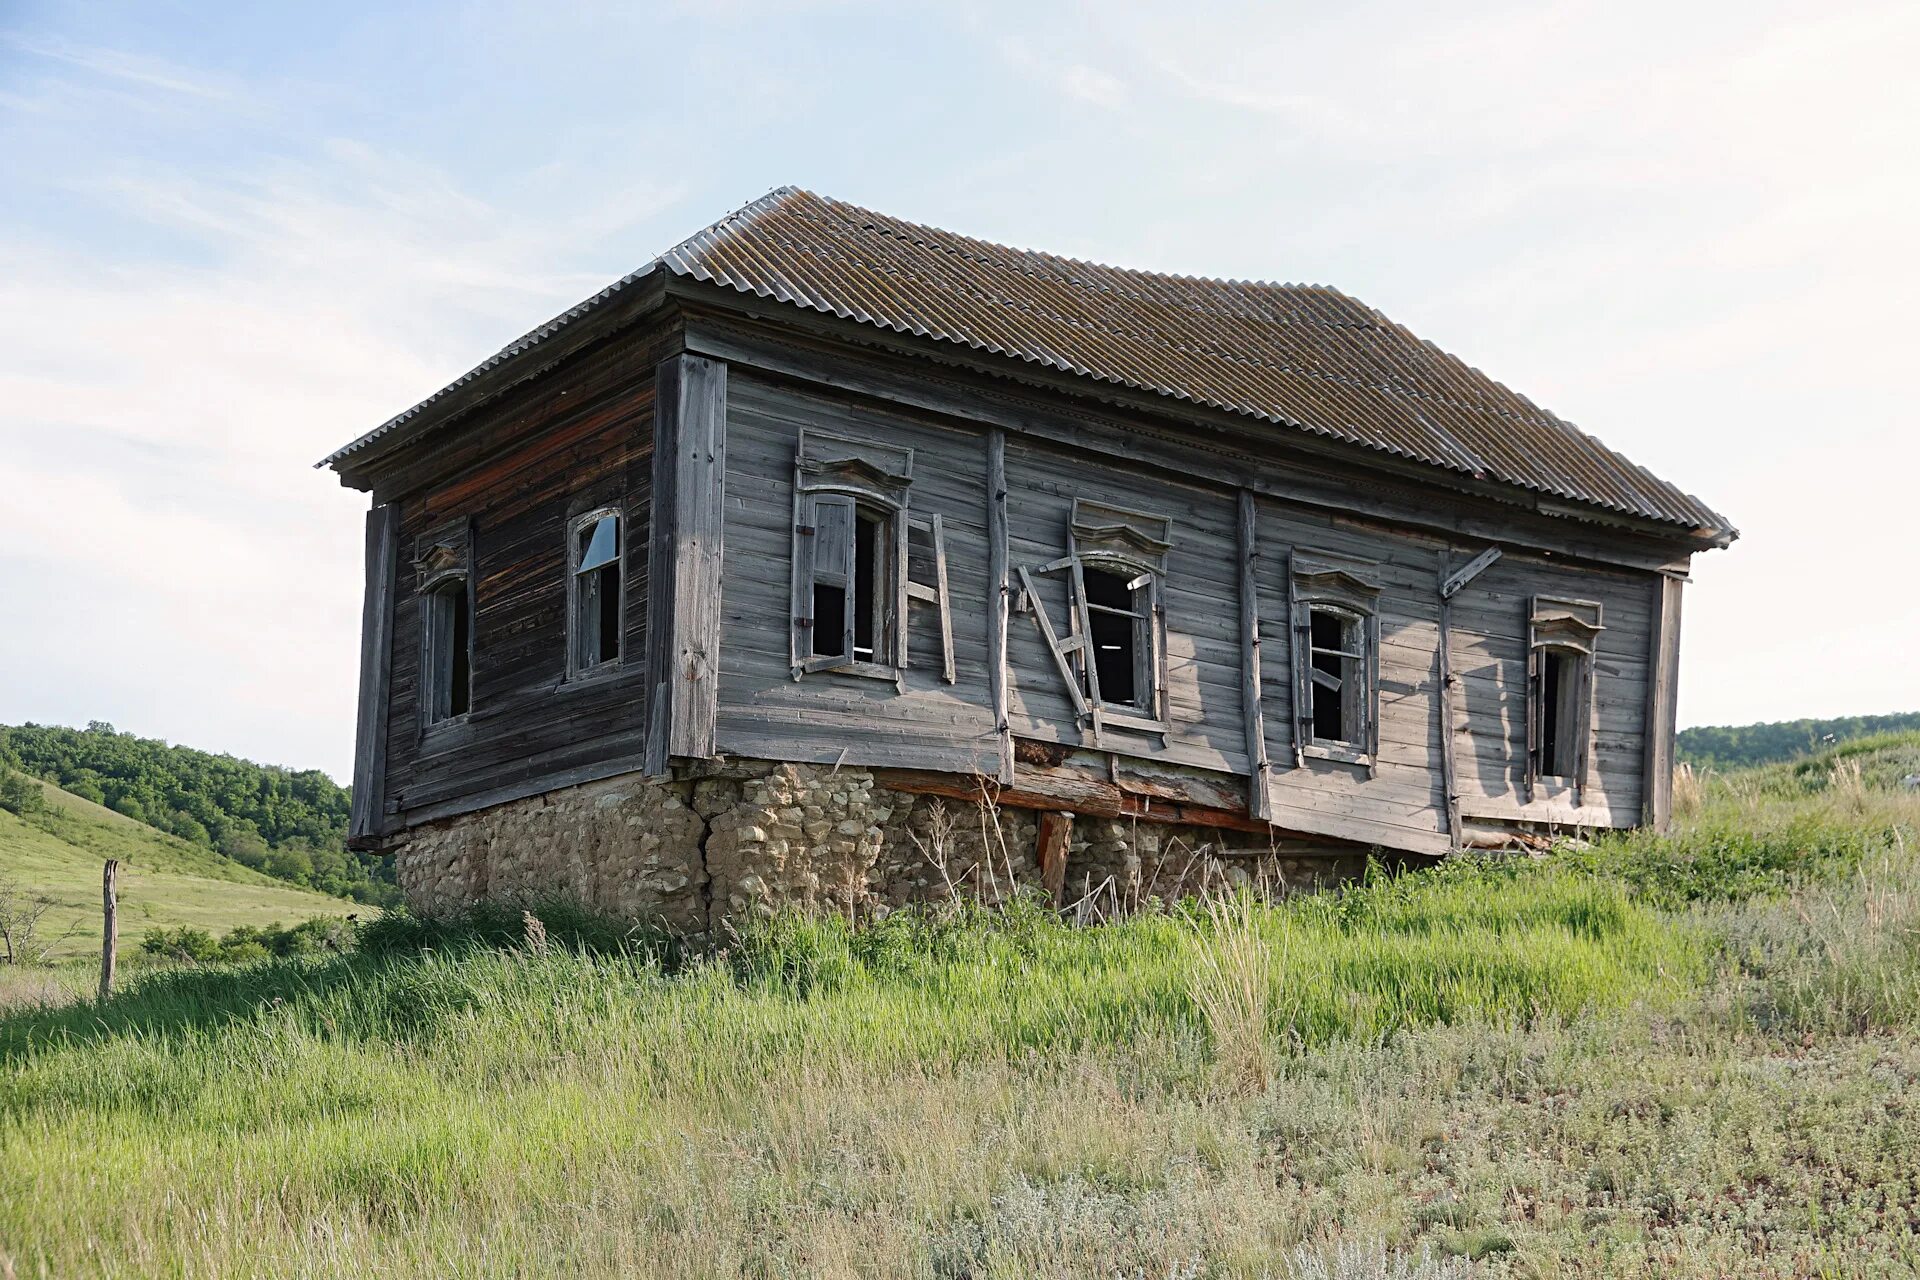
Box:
[1565,814,1890,909]
[356,897,671,962]
[141,916,356,964]
[0,769,45,816]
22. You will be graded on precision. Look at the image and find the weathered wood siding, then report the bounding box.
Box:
[715,372,999,772]
[380,344,656,824]
[1444,552,1654,828]
[1002,433,1248,776]
[1252,501,1450,853]
[708,361,1667,852]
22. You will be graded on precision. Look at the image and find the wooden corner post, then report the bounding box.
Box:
[646,353,729,775]
[1236,490,1272,820]
[986,428,1015,785]
[99,859,119,1002]
[1436,545,1501,850]
[1642,571,1686,831]
[349,503,398,843]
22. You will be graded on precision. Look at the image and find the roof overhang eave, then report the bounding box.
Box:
[317,262,671,477]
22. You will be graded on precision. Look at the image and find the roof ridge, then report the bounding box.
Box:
[806,190,1342,310]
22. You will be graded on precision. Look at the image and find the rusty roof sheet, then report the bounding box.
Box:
[324,186,1730,536]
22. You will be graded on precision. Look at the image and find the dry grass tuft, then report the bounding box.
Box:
[1672,761,1705,818]
[1188,890,1279,1093]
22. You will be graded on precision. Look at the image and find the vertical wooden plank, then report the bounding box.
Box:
[1435,551,1463,849]
[1642,569,1686,831]
[1236,491,1272,820]
[349,503,397,840]
[646,352,728,773]
[1287,553,1307,767]
[986,428,1014,784]
[1036,811,1072,905]
[893,500,911,673]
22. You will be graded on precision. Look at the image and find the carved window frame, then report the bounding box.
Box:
[565,504,627,683]
[1526,596,1604,805]
[414,519,474,731]
[1288,550,1383,772]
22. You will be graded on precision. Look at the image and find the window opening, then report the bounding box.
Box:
[572,511,622,671]
[1524,596,1603,802]
[1082,564,1146,710]
[1537,647,1586,779]
[1308,606,1363,744]
[1288,552,1382,771]
[425,577,471,723]
[853,507,884,662]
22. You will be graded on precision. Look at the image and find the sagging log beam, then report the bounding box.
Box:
[872,764,1296,838]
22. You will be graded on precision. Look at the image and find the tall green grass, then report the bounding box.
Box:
[4,733,1919,1278]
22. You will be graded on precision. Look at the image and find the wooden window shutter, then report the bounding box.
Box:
[1365,611,1382,776]
[1017,563,1090,719]
[1524,624,1543,802]
[906,515,955,683]
[1570,650,1593,808]
[1148,575,1168,723]
[793,492,857,674]
[1288,586,1312,767]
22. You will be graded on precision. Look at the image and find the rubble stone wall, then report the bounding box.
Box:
[391,760,1367,935]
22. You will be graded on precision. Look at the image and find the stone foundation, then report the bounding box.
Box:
[392,760,1369,935]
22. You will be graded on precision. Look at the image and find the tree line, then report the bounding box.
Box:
[1677,712,1920,770]
[0,722,397,906]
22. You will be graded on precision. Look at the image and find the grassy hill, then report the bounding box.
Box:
[0,777,359,961]
[4,738,1919,1276]
[1,721,396,906]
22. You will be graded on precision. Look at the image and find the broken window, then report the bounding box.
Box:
[569,509,623,675]
[789,429,941,680]
[1080,561,1152,713]
[423,575,472,723]
[1307,605,1365,745]
[1289,552,1382,771]
[796,492,896,668]
[1018,500,1172,739]
[1526,597,1603,803]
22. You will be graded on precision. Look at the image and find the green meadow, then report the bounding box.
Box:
[0,777,357,966]
[3,738,1919,1278]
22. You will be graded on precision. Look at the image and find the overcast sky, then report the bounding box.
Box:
[2,0,1915,783]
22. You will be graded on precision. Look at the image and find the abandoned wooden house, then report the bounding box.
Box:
[326,187,1735,931]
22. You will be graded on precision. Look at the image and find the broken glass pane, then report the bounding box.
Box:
[577,514,619,574]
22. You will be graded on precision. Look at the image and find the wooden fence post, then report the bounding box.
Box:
[99,859,118,1002]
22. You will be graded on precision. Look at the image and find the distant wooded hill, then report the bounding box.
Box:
[1678,713,1920,770]
[0,722,396,906]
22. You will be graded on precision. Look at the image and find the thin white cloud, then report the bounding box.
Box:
[1,30,234,99]
[1061,64,1127,110]
[0,99,684,776]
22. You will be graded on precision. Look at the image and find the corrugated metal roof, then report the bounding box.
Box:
[323,186,1730,536]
